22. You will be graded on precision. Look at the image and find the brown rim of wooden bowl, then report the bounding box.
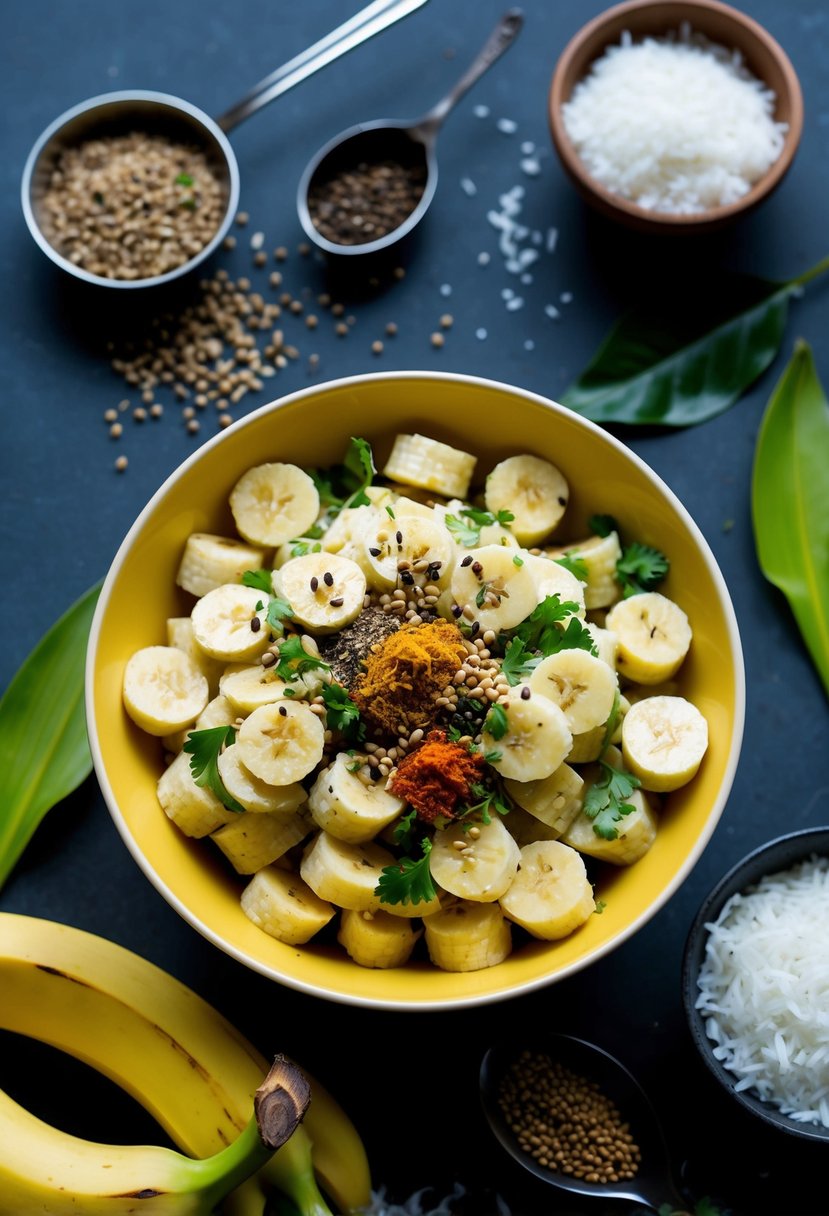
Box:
[548,0,804,234]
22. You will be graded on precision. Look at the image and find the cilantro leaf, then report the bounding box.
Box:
[266,595,294,633]
[553,616,599,656]
[484,703,509,740]
[509,594,583,654]
[599,688,621,757]
[501,638,541,686]
[616,541,670,598]
[583,760,641,840]
[445,514,481,547]
[320,682,365,742]
[376,838,436,906]
[342,436,375,506]
[307,467,344,510]
[175,171,194,186]
[289,538,323,557]
[483,749,502,764]
[459,780,512,825]
[463,506,514,527]
[242,569,274,593]
[392,809,418,851]
[274,635,331,683]
[183,726,245,813]
[554,552,589,581]
[589,514,617,538]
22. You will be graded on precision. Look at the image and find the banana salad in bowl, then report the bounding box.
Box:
[88,372,744,1009]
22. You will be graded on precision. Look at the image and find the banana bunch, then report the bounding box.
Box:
[0,912,371,1215]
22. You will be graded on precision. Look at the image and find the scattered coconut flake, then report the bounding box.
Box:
[250,231,265,250]
[521,140,536,154]
[520,157,541,176]
[506,296,524,311]
[521,273,533,285]
[476,327,488,340]
[560,291,573,304]
[524,338,535,351]
[460,177,477,197]
[477,251,491,266]
[544,304,560,320]
[439,283,452,297]
[497,117,518,134]
[531,230,543,246]
[501,287,514,301]
[473,104,490,118]
[546,227,559,252]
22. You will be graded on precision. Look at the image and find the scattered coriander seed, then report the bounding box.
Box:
[335,322,349,337]
[308,353,320,369]
[269,271,282,287]
[290,300,303,314]
[114,455,128,472]
[305,314,318,329]
[109,422,123,439]
[150,403,163,419]
[218,413,232,428]
[318,293,331,307]
[440,313,454,329]
[275,246,288,260]
[183,405,196,420]
[430,332,445,348]
[385,322,398,336]
[235,211,249,226]
[394,267,406,279]
[223,235,237,250]
[104,408,118,423]
[254,250,268,267]
[298,242,311,255]
[346,315,356,326]
[133,407,147,422]
[331,302,345,316]
[371,340,384,355]
[186,418,200,434]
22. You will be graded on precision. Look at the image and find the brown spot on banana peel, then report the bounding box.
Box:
[34,964,92,985]
[254,1054,311,1150]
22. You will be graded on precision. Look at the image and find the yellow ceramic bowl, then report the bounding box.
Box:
[86,372,744,1010]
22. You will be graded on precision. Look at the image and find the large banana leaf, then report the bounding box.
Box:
[562,256,829,427]
[752,341,829,700]
[0,581,102,890]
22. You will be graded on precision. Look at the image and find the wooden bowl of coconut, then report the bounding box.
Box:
[548,0,803,233]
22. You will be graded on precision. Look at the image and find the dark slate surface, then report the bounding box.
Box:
[2,3,829,1213]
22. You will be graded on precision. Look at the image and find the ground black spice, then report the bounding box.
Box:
[307,158,427,246]
[316,606,399,689]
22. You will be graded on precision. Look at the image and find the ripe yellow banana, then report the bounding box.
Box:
[0,913,371,1216]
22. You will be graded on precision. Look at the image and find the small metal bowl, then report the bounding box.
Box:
[548,0,804,234]
[21,90,240,290]
[682,827,829,1143]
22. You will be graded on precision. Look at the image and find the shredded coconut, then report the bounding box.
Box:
[561,24,787,213]
[696,855,829,1126]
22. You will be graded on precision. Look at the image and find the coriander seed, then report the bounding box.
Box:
[114,455,128,472]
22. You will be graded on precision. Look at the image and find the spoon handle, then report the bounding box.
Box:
[216,0,431,132]
[418,8,524,134]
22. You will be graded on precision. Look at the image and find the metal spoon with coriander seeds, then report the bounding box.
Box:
[296,8,524,257]
[480,1035,693,1215]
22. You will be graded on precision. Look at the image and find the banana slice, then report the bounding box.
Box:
[566,725,605,764]
[499,840,595,940]
[307,753,405,843]
[123,645,209,736]
[584,621,618,670]
[605,592,692,684]
[621,695,708,792]
[549,532,623,610]
[337,908,418,969]
[236,700,325,785]
[241,865,335,945]
[450,544,539,631]
[175,533,267,599]
[563,788,656,866]
[216,745,306,814]
[485,454,569,546]
[529,650,618,735]
[300,832,393,912]
[230,462,320,547]
[166,617,224,698]
[356,512,453,593]
[383,432,477,500]
[212,807,310,874]
[504,804,560,847]
[504,764,584,837]
[429,817,521,902]
[526,556,586,617]
[190,584,272,662]
[219,663,291,714]
[274,552,366,634]
[156,751,237,838]
[483,693,572,782]
[424,900,512,971]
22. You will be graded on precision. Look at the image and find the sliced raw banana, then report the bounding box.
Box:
[123,645,209,736]
[424,900,512,972]
[212,807,310,874]
[300,832,393,912]
[485,454,569,546]
[549,531,623,610]
[429,817,521,902]
[499,840,595,940]
[274,552,367,634]
[319,502,378,559]
[621,695,708,792]
[529,650,618,735]
[605,592,692,684]
[219,663,291,714]
[483,693,572,782]
[230,462,320,547]
[450,544,539,631]
[504,804,561,847]
[383,432,477,501]
[355,511,453,593]
[563,787,656,866]
[241,865,335,945]
[190,584,272,662]
[236,700,325,785]
[566,725,606,764]
[307,753,405,844]
[176,533,267,599]
[584,621,618,670]
[526,556,586,617]
[217,745,306,814]
[156,751,237,838]
[337,908,418,969]
[504,764,584,837]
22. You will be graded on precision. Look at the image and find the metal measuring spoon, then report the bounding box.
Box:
[480,1034,692,1215]
[21,0,430,289]
[296,9,524,257]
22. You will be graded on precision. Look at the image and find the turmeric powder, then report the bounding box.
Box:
[389,729,485,823]
[350,619,467,735]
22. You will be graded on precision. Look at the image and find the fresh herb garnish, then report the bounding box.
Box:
[501,637,542,686]
[555,553,589,580]
[385,505,396,519]
[289,538,323,557]
[242,569,274,593]
[445,506,514,547]
[616,542,670,598]
[459,780,512,825]
[175,172,194,186]
[266,595,294,633]
[512,554,524,568]
[583,760,641,840]
[589,514,617,539]
[179,197,197,210]
[392,809,418,852]
[92,190,104,206]
[274,635,330,683]
[508,595,594,656]
[306,436,376,515]
[446,514,481,547]
[484,703,509,740]
[594,901,607,915]
[376,837,436,906]
[483,749,503,764]
[183,725,245,813]
[599,688,621,757]
[320,682,365,742]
